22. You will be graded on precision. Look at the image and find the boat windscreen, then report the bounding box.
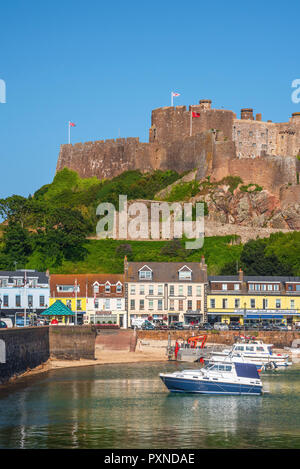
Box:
[234,362,260,379]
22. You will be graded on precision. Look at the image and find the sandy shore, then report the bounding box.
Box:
[5,349,168,384]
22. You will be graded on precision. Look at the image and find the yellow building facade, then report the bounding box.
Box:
[207,274,300,325]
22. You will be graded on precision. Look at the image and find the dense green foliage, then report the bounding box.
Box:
[0,168,299,276]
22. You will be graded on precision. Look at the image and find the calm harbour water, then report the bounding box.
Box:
[1,361,300,449]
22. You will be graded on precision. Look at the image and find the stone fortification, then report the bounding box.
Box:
[56,99,300,197]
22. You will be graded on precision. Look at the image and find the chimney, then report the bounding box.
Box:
[46,269,50,278]
[124,256,128,279]
[200,255,208,282]
[238,268,244,283]
[241,108,254,120]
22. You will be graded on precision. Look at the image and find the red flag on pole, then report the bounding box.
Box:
[69,122,76,127]
[192,112,200,118]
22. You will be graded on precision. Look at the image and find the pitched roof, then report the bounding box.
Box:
[40,300,74,316]
[126,262,207,283]
[50,274,125,298]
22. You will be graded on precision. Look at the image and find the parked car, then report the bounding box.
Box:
[0,318,13,328]
[169,321,184,330]
[274,324,289,331]
[0,320,7,329]
[198,323,213,330]
[229,323,241,330]
[214,322,229,331]
[142,323,155,330]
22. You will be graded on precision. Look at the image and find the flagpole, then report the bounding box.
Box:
[190,111,192,137]
[68,121,70,144]
[171,92,173,107]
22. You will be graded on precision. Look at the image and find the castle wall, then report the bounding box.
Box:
[57,138,159,179]
[56,99,300,196]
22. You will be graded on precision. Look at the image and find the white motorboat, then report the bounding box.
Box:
[208,336,291,368]
[160,360,263,395]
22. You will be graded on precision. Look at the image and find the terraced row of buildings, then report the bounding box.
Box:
[1,259,300,327]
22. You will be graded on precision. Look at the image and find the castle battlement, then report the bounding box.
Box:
[56,97,300,195]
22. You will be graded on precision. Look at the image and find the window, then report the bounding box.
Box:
[169,299,174,310]
[58,285,76,293]
[274,284,279,291]
[196,300,201,310]
[28,295,33,307]
[234,284,239,291]
[77,300,82,310]
[268,285,272,291]
[256,346,264,352]
[187,300,192,310]
[196,285,201,296]
[139,270,152,280]
[16,295,21,307]
[178,271,191,280]
[130,285,136,294]
[105,283,111,293]
[222,299,228,309]
[261,284,266,291]
[235,346,244,351]
[178,300,183,311]
[249,284,254,291]
[105,299,110,310]
[94,300,99,309]
[116,299,122,310]
[250,299,255,308]
[249,131,253,137]
[178,285,183,296]
[296,285,300,291]
[139,285,145,295]
[291,300,295,309]
[288,284,293,291]
[210,299,215,308]
[255,284,260,291]
[116,284,122,293]
[149,285,154,295]
[246,346,254,351]
[0,278,8,287]
[234,299,240,308]
[158,285,163,295]
[130,299,135,310]
[93,285,99,294]
[149,300,154,310]
[158,299,163,310]
[222,284,227,291]
[3,295,8,307]
[187,286,192,296]
[169,285,174,296]
[66,299,72,309]
[276,299,281,309]
[139,299,144,310]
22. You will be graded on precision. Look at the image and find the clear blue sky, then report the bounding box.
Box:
[1,0,300,198]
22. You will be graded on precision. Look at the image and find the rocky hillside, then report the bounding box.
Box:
[156,172,300,231]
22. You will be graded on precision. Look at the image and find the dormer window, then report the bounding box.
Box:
[93,285,99,294]
[178,266,192,280]
[116,282,122,293]
[138,266,153,280]
[105,282,111,293]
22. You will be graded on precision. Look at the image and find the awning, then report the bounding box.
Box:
[245,314,283,319]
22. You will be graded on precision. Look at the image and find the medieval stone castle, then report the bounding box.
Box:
[56,100,300,195]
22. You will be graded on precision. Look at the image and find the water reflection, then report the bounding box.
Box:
[0,363,300,448]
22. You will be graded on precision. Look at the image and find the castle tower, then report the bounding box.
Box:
[199,99,212,111]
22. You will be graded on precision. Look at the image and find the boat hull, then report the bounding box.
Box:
[160,375,262,395]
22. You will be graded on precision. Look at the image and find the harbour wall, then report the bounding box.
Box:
[0,325,97,385]
[0,327,50,385]
[137,330,300,348]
